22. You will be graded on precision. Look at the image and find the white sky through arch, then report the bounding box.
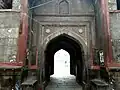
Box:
[53,49,70,77]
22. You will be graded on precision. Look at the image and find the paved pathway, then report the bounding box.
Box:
[45,75,82,90]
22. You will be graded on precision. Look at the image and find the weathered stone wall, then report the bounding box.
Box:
[33,0,94,15]
[0,10,20,62]
[110,12,120,62]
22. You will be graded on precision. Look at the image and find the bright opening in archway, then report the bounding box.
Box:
[52,49,70,77]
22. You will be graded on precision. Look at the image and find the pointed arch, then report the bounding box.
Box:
[44,33,86,83]
[43,30,87,55]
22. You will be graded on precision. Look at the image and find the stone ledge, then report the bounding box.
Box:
[0,9,20,13]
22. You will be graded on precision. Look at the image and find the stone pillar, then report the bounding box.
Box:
[12,0,21,9]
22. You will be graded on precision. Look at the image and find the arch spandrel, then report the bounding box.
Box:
[42,30,88,55]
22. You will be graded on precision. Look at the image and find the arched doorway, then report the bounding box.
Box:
[44,34,85,86]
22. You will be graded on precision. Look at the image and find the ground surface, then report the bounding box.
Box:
[45,50,82,90]
[45,75,82,90]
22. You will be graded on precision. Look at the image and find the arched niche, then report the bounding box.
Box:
[59,0,69,14]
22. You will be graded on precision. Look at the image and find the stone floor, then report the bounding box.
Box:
[45,75,82,90]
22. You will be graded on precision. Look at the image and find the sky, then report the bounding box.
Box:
[52,49,70,77]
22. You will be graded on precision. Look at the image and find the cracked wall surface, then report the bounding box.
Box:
[0,0,21,62]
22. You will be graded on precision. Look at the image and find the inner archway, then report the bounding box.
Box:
[53,49,70,77]
[44,34,85,89]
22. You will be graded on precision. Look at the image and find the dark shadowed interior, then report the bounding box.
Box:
[0,0,13,9]
[117,0,120,10]
[44,34,84,85]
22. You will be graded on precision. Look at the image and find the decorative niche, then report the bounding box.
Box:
[59,0,69,14]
